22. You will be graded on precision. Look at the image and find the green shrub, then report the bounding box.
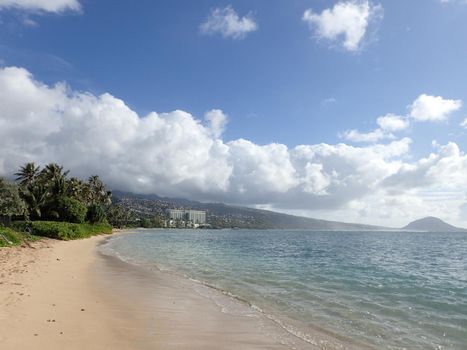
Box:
[87,204,106,224]
[0,226,40,247]
[140,218,152,228]
[56,197,87,223]
[21,221,112,240]
[10,221,31,232]
[0,227,21,247]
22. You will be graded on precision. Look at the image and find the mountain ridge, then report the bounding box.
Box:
[112,191,386,230]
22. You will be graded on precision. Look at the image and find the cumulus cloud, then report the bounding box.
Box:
[341,115,407,144]
[200,6,257,39]
[377,114,409,132]
[342,94,462,145]
[228,140,299,197]
[204,109,228,138]
[384,142,467,190]
[0,0,80,13]
[0,66,232,197]
[302,0,383,52]
[460,118,467,128]
[0,66,408,208]
[340,128,389,143]
[1,66,467,227]
[409,94,462,122]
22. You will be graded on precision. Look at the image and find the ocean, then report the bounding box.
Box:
[99,229,467,350]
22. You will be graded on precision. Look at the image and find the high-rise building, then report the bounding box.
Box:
[185,210,206,224]
[166,209,206,224]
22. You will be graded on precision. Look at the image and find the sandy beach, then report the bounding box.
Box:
[0,232,342,350]
[0,234,145,349]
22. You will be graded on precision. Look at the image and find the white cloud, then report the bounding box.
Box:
[1,66,467,227]
[322,97,337,107]
[409,94,462,122]
[302,163,331,195]
[342,94,462,145]
[0,67,232,197]
[200,6,257,39]
[0,0,80,13]
[204,109,228,138]
[341,114,407,144]
[460,118,467,128]
[340,128,390,143]
[0,66,406,208]
[383,143,467,224]
[228,140,299,196]
[377,114,409,132]
[440,0,467,4]
[302,0,383,52]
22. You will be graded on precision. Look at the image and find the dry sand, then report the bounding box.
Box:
[0,233,309,350]
[0,234,146,350]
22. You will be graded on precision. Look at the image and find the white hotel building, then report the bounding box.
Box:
[166,209,206,226]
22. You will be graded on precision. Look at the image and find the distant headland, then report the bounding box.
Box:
[401,216,467,232]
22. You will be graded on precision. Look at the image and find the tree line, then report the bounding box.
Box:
[0,162,132,227]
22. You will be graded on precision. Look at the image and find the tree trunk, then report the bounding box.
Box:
[0,215,11,227]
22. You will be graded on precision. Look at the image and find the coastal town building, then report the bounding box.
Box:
[166,209,206,228]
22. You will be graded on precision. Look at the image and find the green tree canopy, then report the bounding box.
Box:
[0,178,26,217]
[14,162,113,223]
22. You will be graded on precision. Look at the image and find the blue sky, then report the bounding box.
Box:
[1,0,467,227]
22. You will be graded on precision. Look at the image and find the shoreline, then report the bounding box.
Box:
[100,230,373,350]
[1,230,368,350]
[99,231,373,350]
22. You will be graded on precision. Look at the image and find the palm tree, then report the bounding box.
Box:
[88,175,112,206]
[15,162,40,187]
[107,205,134,228]
[14,162,112,223]
[40,163,69,184]
[38,163,70,199]
[49,176,68,197]
[66,177,85,199]
[21,183,48,219]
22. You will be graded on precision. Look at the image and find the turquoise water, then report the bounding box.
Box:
[101,229,467,349]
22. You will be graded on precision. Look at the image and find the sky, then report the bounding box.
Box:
[0,0,467,227]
